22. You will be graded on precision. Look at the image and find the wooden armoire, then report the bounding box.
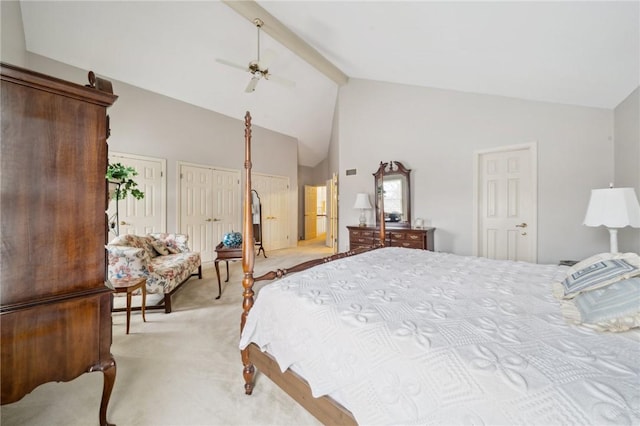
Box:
[1,63,118,426]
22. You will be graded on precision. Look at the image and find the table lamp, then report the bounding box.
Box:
[583,186,640,253]
[353,193,372,227]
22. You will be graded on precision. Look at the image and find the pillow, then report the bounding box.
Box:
[553,252,640,299]
[108,234,157,258]
[150,239,170,256]
[560,277,640,332]
[148,233,190,252]
[165,244,181,254]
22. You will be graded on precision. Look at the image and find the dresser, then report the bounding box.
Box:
[1,63,118,425]
[347,226,435,250]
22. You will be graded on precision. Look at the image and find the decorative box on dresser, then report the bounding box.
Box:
[1,63,118,426]
[348,226,435,250]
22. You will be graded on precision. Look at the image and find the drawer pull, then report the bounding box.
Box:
[409,235,419,240]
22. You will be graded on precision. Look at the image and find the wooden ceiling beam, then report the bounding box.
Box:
[222,0,349,86]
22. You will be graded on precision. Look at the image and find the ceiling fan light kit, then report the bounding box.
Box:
[216,17,295,93]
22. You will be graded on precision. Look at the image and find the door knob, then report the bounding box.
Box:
[213,218,221,222]
[205,218,212,222]
[120,221,129,225]
[515,223,528,228]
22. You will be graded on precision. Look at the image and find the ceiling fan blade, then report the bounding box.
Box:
[267,73,296,89]
[245,77,260,93]
[216,58,248,72]
[258,48,277,70]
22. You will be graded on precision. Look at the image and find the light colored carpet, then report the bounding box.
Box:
[1,240,333,426]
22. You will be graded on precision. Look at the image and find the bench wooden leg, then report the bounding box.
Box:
[164,294,172,313]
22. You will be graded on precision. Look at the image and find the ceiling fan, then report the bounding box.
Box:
[216,18,296,93]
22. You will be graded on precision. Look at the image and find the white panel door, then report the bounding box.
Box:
[107,153,166,238]
[477,145,536,262]
[326,174,338,251]
[180,164,214,262]
[253,173,290,251]
[211,168,241,245]
[304,185,317,240]
[268,175,290,250]
[179,163,240,263]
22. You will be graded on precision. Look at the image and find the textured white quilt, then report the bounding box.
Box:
[239,248,640,425]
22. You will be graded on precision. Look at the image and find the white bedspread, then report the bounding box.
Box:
[239,248,640,425]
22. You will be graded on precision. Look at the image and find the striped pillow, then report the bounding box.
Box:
[561,258,637,297]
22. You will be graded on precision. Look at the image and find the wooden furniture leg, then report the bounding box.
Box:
[96,357,116,426]
[125,290,132,335]
[214,259,222,299]
[111,277,147,334]
[140,281,146,323]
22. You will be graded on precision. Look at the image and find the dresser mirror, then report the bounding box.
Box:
[373,161,411,228]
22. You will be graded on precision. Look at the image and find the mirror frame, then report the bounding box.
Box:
[373,161,411,228]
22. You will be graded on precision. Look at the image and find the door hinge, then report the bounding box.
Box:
[161,171,164,177]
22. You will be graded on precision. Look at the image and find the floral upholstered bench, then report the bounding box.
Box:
[106,233,202,313]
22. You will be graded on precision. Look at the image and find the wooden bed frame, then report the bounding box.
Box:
[240,112,385,425]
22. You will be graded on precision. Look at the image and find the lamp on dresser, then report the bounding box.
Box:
[583,186,640,253]
[353,193,372,227]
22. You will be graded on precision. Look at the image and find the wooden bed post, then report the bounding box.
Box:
[378,162,386,246]
[240,111,256,395]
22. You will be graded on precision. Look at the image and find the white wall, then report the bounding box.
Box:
[26,55,300,243]
[0,2,26,66]
[1,1,299,246]
[614,87,640,253]
[337,79,615,264]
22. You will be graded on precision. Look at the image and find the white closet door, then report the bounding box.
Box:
[179,163,240,263]
[253,173,290,251]
[107,153,166,238]
[180,164,215,262]
[211,168,241,244]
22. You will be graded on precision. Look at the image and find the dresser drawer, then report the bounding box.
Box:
[348,227,375,250]
[389,230,426,249]
[350,229,374,238]
[390,240,424,249]
[351,236,374,246]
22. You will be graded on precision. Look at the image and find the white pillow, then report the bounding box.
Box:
[552,252,640,299]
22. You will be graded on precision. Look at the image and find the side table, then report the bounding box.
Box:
[214,242,242,299]
[110,276,147,334]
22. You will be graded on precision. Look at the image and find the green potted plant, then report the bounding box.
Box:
[106,162,145,200]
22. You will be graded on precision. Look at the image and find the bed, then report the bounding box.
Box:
[238,112,640,425]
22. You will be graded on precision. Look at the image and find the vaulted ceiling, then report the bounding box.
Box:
[19,1,639,167]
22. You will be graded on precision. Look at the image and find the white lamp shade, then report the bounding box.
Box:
[353,193,372,210]
[583,187,640,228]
